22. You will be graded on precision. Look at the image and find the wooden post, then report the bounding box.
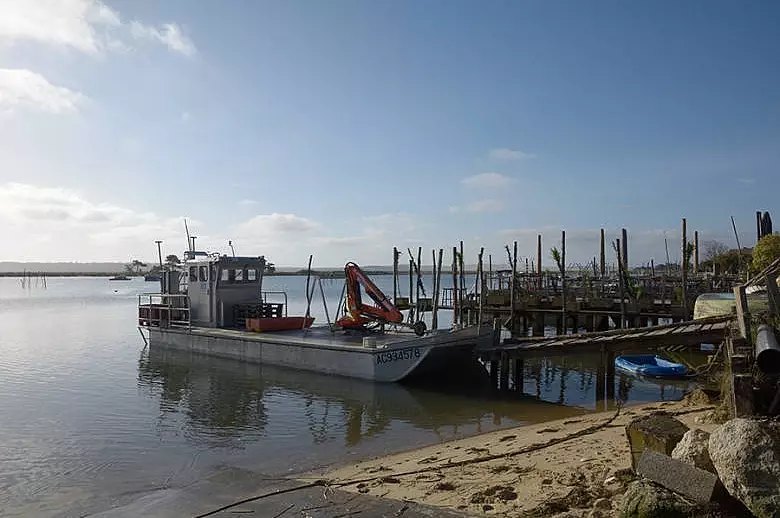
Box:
[616,238,626,329]
[432,249,443,329]
[488,254,493,290]
[459,241,465,326]
[693,230,699,275]
[599,228,606,278]
[621,228,628,271]
[766,274,779,318]
[392,247,399,303]
[513,358,524,392]
[408,259,414,322]
[500,352,510,391]
[561,230,566,335]
[490,358,498,389]
[510,241,518,332]
[431,250,438,330]
[681,218,688,318]
[415,247,422,320]
[757,210,762,242]
[452,248,458,326]
[477,247,484,329]
[537,234,543,289]
[651,258,655,277]
[734,285,750,341]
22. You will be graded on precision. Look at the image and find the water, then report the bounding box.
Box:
[0,276,698,517]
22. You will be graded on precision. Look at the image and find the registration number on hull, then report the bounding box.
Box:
[375,347,421,365]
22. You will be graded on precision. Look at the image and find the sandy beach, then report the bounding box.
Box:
[312,394,719,517]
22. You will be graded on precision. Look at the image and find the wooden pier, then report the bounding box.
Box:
[475,315,731,408]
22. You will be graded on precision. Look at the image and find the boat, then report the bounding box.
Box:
[615,354,688,379]
[137,250,490,382]
[109,275,131,281]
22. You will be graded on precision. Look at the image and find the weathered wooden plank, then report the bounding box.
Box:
[733,285,750,342]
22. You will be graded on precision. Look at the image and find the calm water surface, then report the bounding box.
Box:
[0,276,696,517]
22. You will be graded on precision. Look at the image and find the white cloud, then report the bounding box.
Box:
[130,21,196,57]
[465,199,505,213]
[236,213,320,235]
[489,148,536,160]
[0,182,194,261]
[461,172,516,189]
[0,68,86,113]
[0,0,195,56]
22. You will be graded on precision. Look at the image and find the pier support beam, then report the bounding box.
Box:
[512,358,524,393]
[489,358,498,389]
[499,353,510,391]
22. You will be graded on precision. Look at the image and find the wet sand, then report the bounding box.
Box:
[315,396,719,517]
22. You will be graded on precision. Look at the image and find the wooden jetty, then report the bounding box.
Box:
[474,315,731,407]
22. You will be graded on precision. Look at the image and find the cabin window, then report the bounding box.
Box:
[189,266,198,282]
[247,269,257,282]
[199,266,208,282]
[221,269,230,282]
[235,268,244,282]
[228,269,236,283]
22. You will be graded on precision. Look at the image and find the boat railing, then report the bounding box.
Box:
[138,293,191,330]
[260,291,288,317]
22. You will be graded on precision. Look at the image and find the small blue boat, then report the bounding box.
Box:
[615,354,688,379]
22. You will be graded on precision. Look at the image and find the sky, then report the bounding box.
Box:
[0,0,778,268]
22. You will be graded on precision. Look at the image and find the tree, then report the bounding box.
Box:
[165,254,181,265]
[126,259,147,274]
[751,234,780,275]
[703,240,730,262]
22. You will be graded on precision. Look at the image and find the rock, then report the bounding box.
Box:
[619,480,694,518]
[625,413,689,470]
[671,428,715,473]
[636,449,720,503]
[709,418,780,518]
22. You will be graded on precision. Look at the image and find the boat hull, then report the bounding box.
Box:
[615,354,688,379]
[246,316,314,332]
[147,325,491,382]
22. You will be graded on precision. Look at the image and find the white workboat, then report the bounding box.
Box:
[138,251,490,382]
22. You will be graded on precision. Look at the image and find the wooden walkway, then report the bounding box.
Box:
[477,315,731,360]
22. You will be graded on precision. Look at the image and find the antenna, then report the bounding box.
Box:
[191,236,197,252]
[184,219,192,252]
[228,240,236,257]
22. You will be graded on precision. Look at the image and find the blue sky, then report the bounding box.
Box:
[0,1,777,267]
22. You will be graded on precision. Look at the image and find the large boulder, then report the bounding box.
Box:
[671,428,715,474]
[625,413,689,469]
[619,480,694,518]
[709,418,780,518]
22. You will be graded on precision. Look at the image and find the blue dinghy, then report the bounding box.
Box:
[615,355,688,379]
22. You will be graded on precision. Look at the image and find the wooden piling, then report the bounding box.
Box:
[459,241,465,327]
[561,230,566,334]
[599,228,606,278]
[510,241,518,330]
[408,259,414,322]
[681,218,688,317]
[621,228,628,271]
[392,247,399,303]
[432,249,443,329]
[500,352,510,391]
[490,358,498,389]
[616,238,626,329]
[415,247,422,319]
[477,247,485,330]
[513,358,524,392]
[693,230,699,274]
[452,248,458,326]
[537,234,543,289]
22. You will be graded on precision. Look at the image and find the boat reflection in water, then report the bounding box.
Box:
[137,347,591,472]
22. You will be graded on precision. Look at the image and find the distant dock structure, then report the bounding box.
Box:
[19,270,47,290]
